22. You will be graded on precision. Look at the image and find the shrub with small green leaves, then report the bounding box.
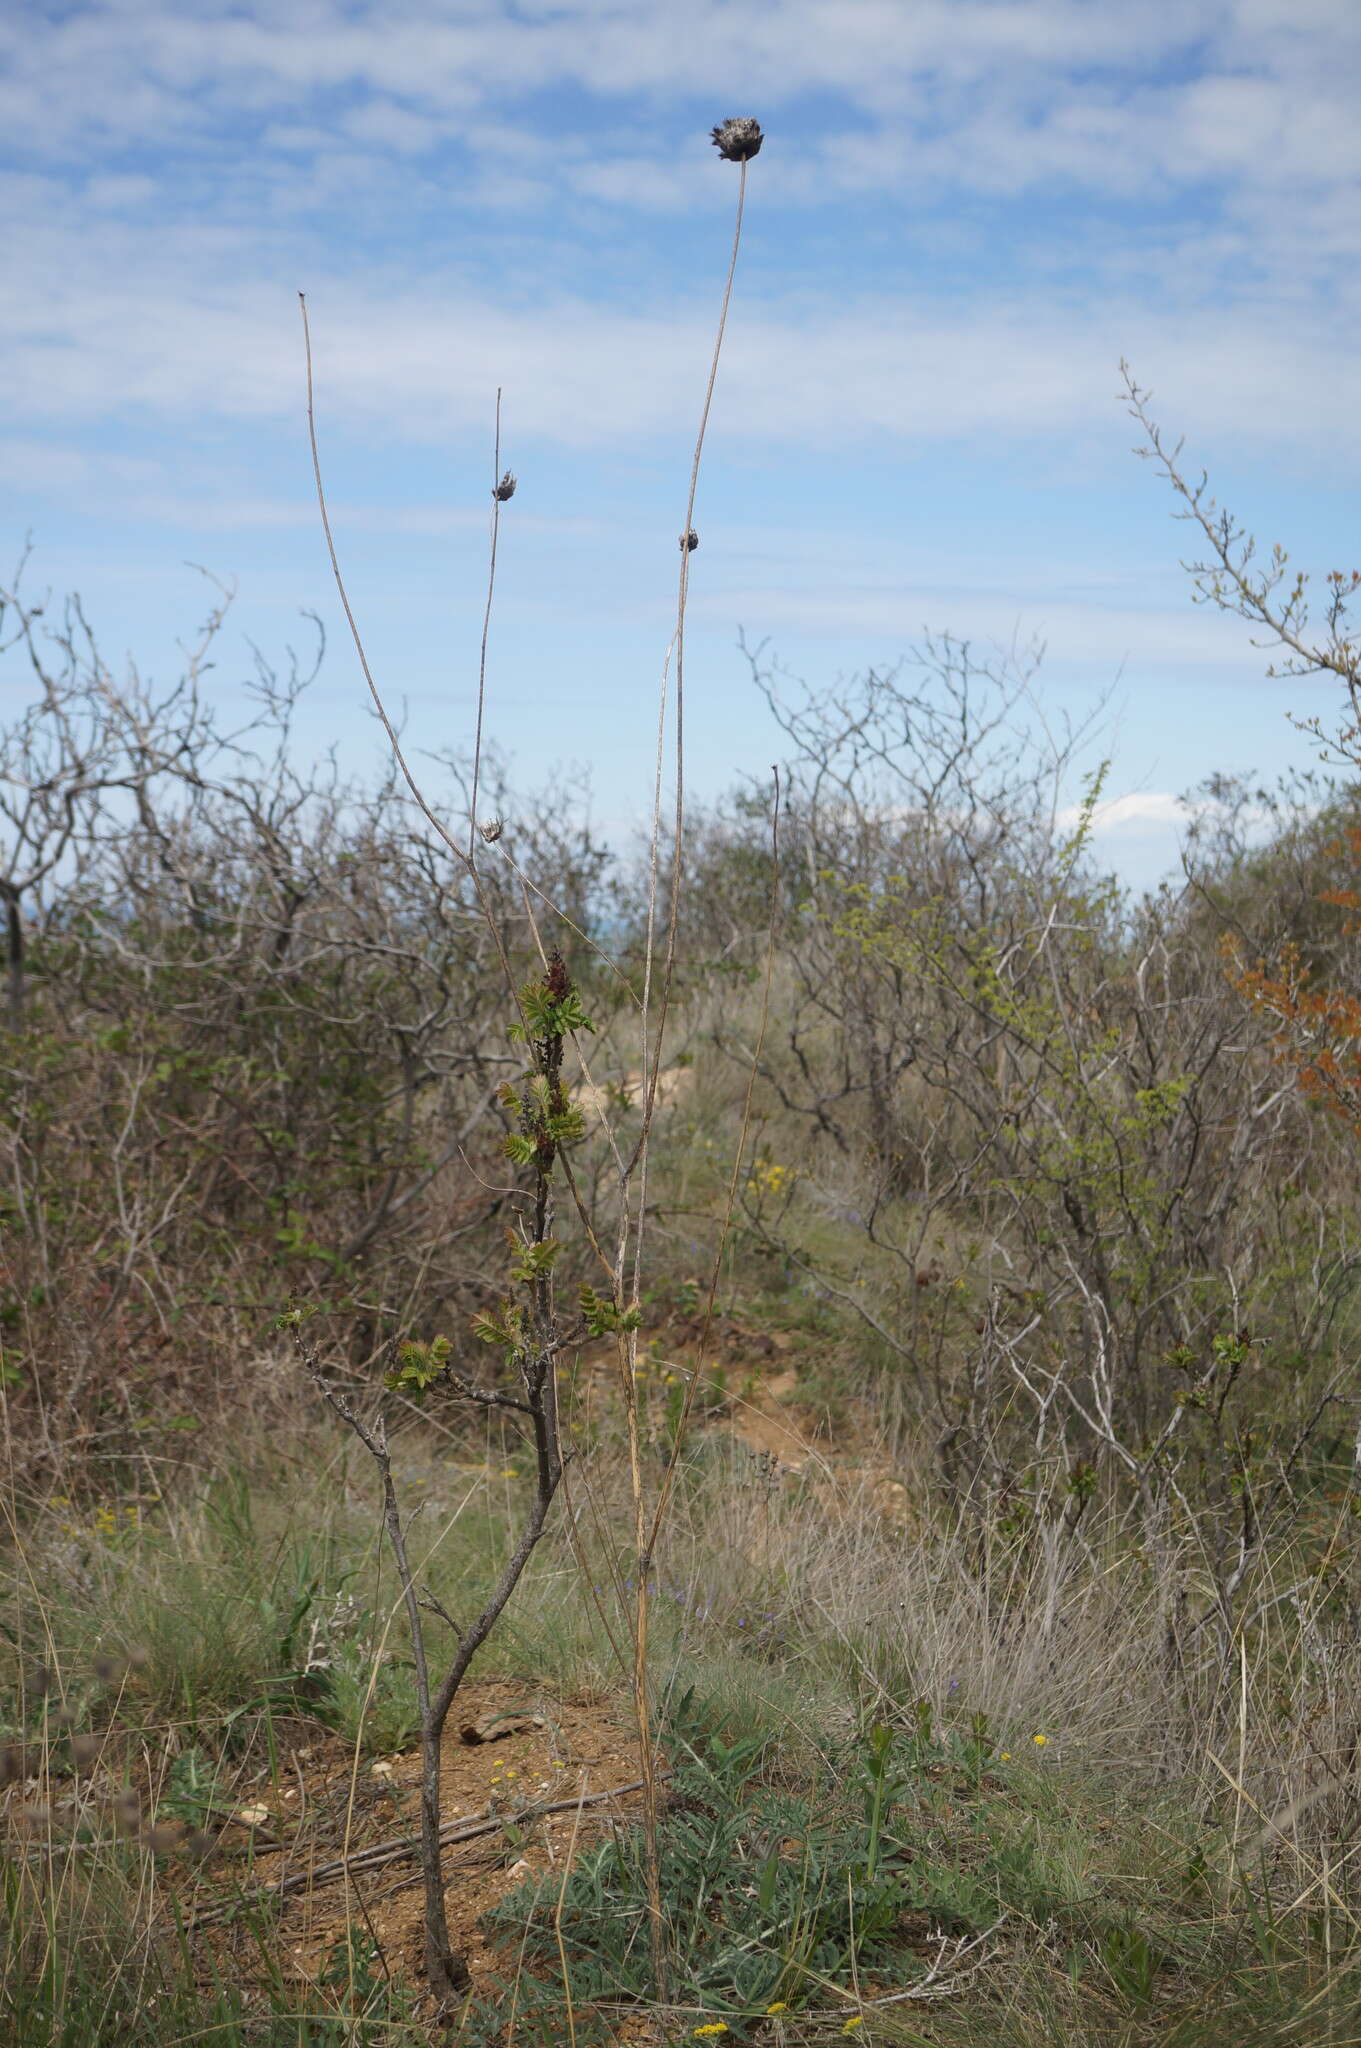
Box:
[474,1691,1060,2036]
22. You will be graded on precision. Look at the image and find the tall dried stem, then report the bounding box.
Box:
[619,129,762,2004]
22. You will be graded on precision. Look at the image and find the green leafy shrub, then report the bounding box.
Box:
[470,1692,1061,2038]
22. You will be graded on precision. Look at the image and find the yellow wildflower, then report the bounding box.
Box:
[693,2028,728,2040]
[1032,1733,1048,1747]
[766,2001,789,2014]
[842,2022,865,2036]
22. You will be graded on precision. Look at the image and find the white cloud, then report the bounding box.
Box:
[84,173,160,209]
[3,0,1357,218]
[3,3,1359,459]
[2,0,1355,808]
[3,211,1355,470]
[698,580,1276,671]
[341,99,450,156]
[3,0,1356,468]
[1059,790,1192,831]
[1058,783,1319,851]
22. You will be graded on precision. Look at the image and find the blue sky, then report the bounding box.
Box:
[3,0,1359,890]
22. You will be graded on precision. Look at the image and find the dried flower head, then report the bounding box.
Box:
[478,817,504,844]
[711,117,763,162]
[681,529,699,552]
[493,470,517,502]
[545,948,570,1005]
[1,1743,30,1787]
[112,1788,142,1833]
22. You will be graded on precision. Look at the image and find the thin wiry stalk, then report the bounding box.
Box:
[621,154,755,1574]
[301,294,618,1295]
[647,766,782,1561]
[630,625,675,1307]
[629,156,753,1218]
[298,292,519,1015]
[622,148,757,2015]
[469,386,504,863]
[617,628,675,1692]
[620,152,756,2008]
[626,767,781,2009]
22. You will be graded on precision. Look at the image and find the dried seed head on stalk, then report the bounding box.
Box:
[478,817,504,843]
[493,470,517,502]
[1,1743,30,1787]
[112,1788,142,1833]
[711,116,763,162]
[681,529,699,552]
